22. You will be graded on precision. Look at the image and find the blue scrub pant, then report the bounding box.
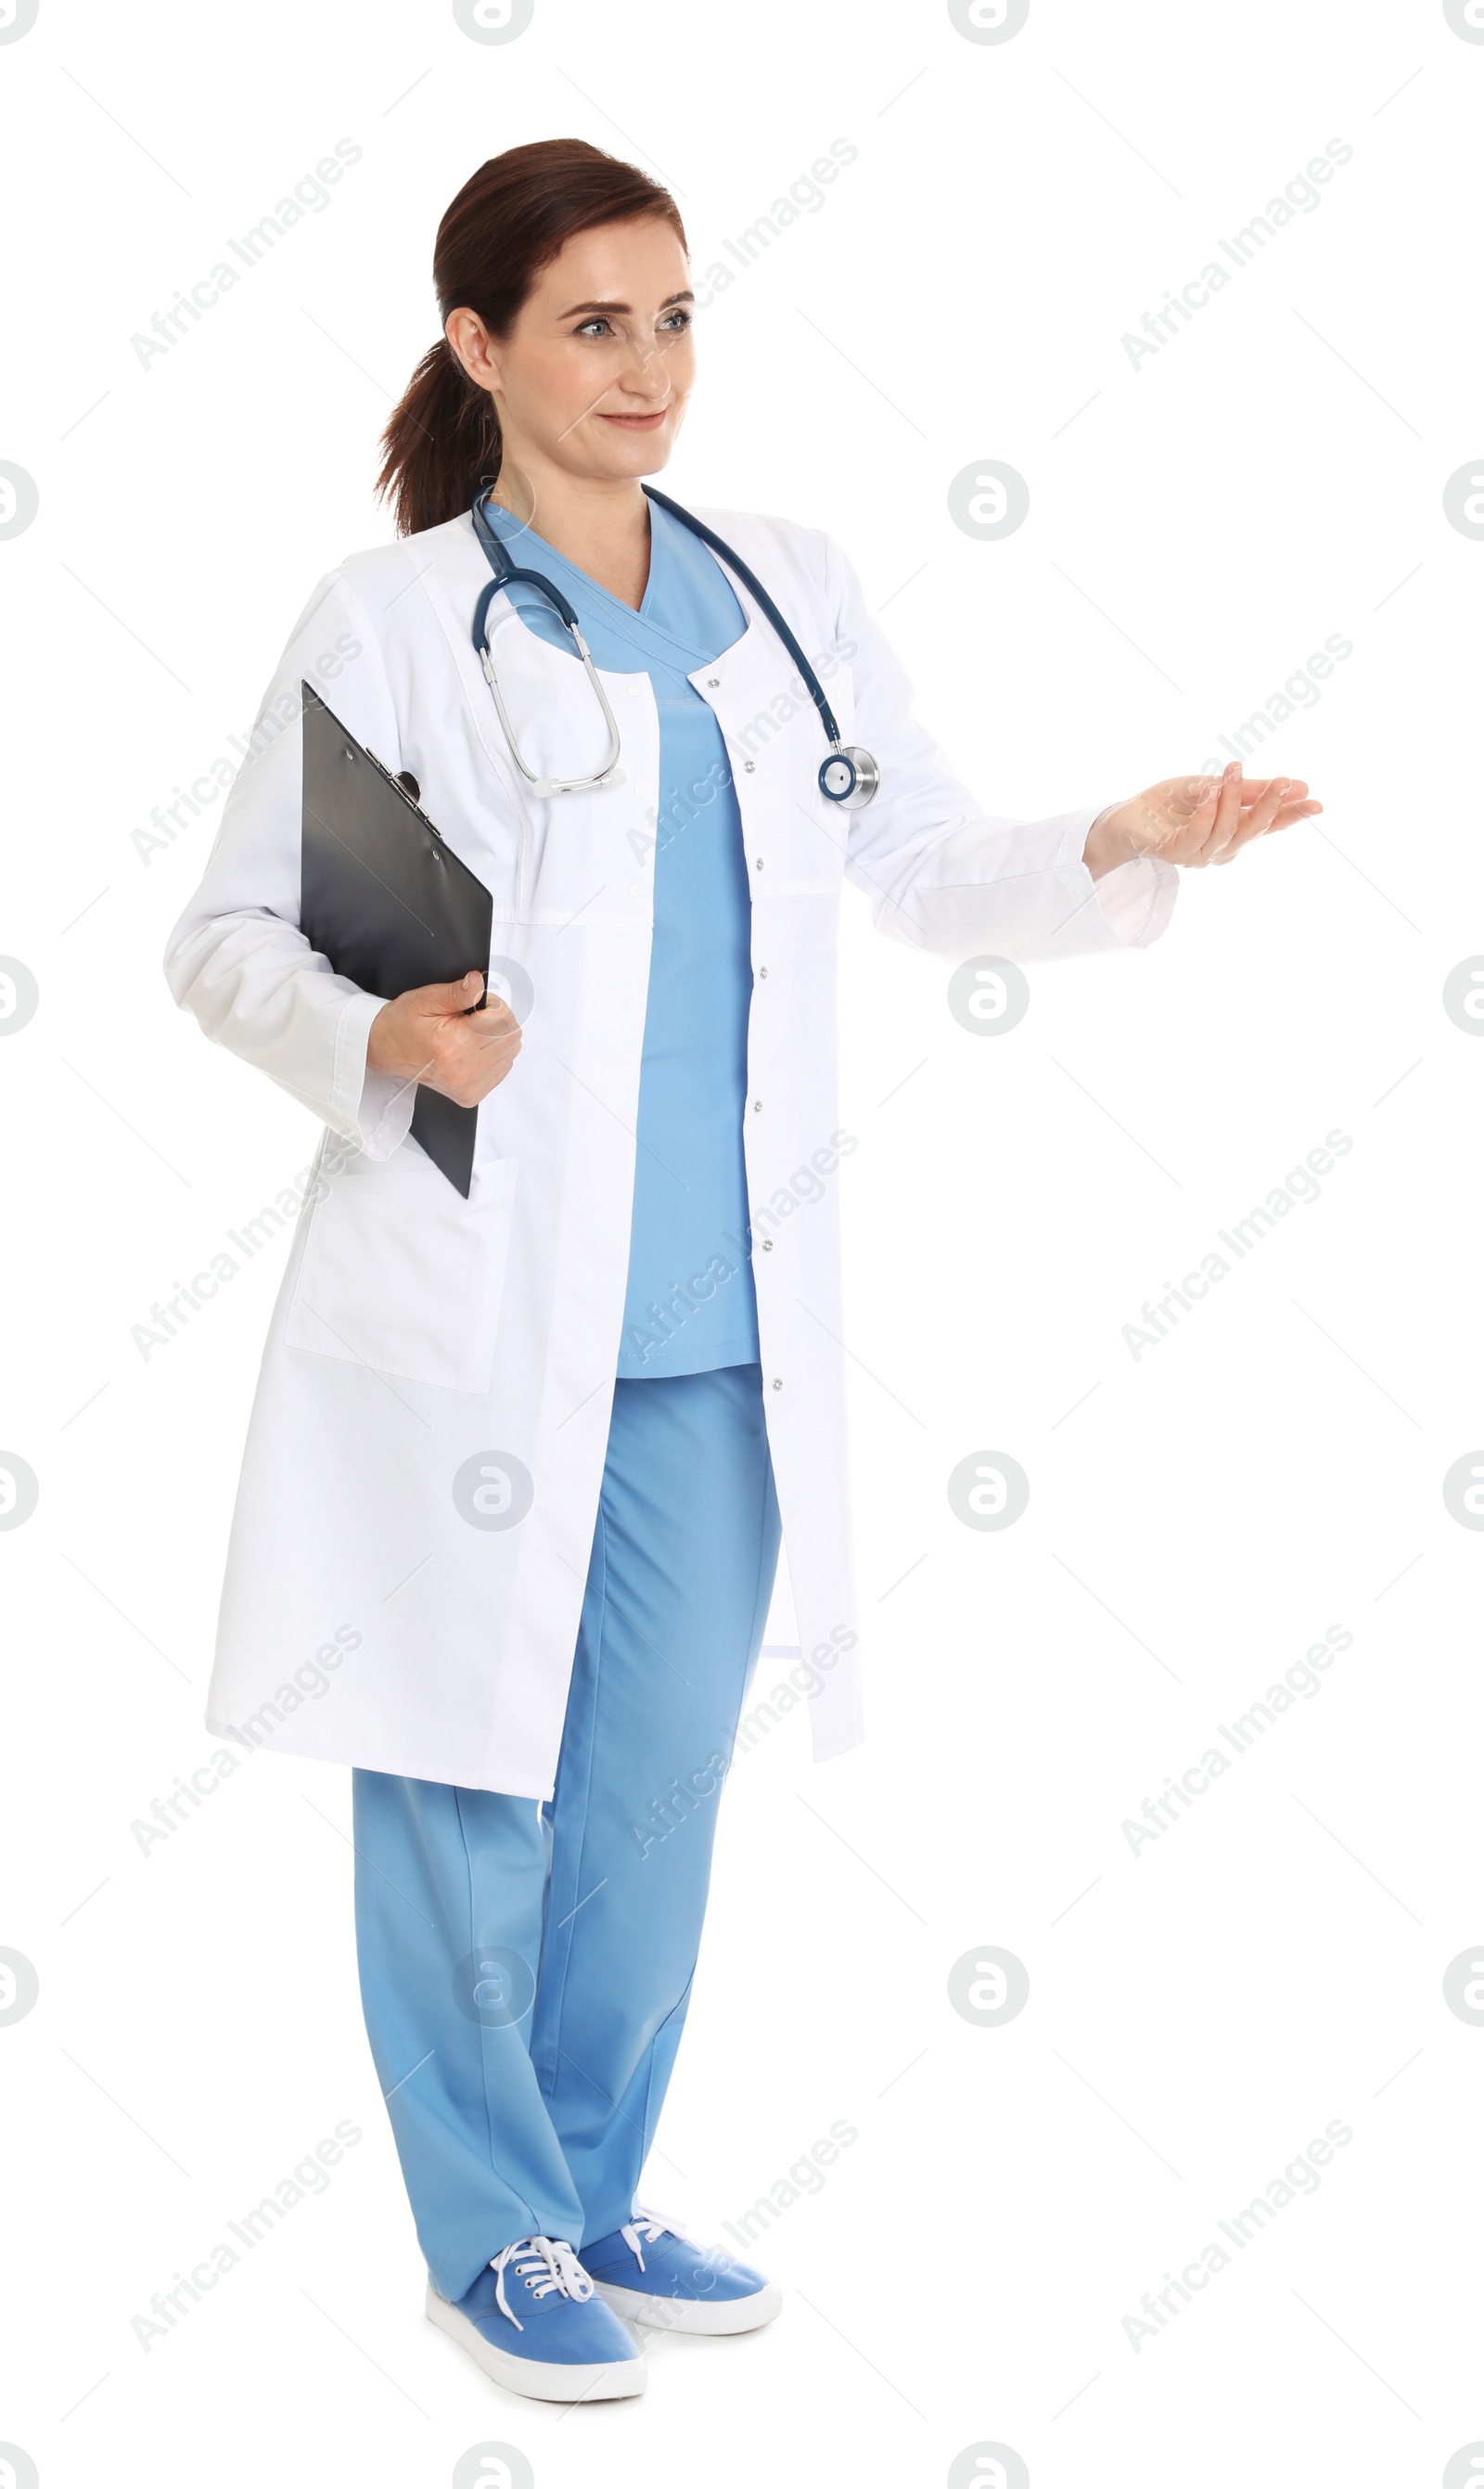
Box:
[351,1363,782,2304]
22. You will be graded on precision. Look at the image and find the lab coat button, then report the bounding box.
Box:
[771,1377,782,1390]
[754,856,764,870]
[628,882,641,896]
[752,1098,762,1112]
[744,760,756,773]
[761,1238,774,1251]
[707,675,721,687]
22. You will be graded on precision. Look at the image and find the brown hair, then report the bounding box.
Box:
[377,139,687,538]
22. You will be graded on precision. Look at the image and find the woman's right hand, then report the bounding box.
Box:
[365,972,522,1108]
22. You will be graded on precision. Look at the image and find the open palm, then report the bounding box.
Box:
[1095,763,1323,870]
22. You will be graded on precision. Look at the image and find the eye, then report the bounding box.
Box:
[659,308,693,334]
[574,316,614,339]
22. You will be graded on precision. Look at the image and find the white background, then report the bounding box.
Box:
[3,2,1482,2483]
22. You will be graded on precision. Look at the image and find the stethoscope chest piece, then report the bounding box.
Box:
[818,745,879,809]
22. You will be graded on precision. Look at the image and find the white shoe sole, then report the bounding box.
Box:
[425,2280,647,2401]
[592,2276,783,2335]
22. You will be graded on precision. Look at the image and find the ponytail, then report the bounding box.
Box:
[377,139,687,539]
[377,337,500,541]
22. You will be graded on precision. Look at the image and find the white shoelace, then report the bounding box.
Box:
[488,2235,594,2331]
[617,2204,695,2275]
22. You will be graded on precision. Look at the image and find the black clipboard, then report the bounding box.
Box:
[299,681,493,1198]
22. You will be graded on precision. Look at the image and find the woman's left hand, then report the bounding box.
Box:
[1083,763,1323,879]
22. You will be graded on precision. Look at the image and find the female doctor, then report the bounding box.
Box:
[165,138,1320,2406]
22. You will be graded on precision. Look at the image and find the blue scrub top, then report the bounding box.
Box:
[477,494,761,1378]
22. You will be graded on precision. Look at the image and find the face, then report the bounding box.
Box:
[445,214,695,489]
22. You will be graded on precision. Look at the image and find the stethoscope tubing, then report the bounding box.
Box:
[639,484,846,752]
[468,484,876,805]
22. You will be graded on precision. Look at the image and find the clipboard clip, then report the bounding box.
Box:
[356,738,446,842]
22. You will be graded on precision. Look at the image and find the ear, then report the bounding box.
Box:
[445,307,499,392]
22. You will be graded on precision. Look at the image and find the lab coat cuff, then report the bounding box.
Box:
[1057,810,1180,950]
[333,987,418,1161]
[1090,853,1180,947]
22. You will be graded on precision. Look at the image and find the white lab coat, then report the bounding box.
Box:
[165,505,1176,1798]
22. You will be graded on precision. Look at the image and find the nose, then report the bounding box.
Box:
[619,336,673,398]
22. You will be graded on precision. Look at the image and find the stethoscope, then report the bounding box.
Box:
[469,484,879,808]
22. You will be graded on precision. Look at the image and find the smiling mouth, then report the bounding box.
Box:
[598,408,670,429]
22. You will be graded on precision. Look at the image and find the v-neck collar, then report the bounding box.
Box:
[479,494,720,674]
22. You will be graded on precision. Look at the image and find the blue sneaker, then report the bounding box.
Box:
[582,2209,781,2336]
[426,2235,646,2402]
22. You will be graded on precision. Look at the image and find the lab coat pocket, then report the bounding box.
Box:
[284,1138,518,1395]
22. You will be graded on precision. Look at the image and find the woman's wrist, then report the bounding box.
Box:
[1082,802,1137,880]
[365,998,412,1080]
